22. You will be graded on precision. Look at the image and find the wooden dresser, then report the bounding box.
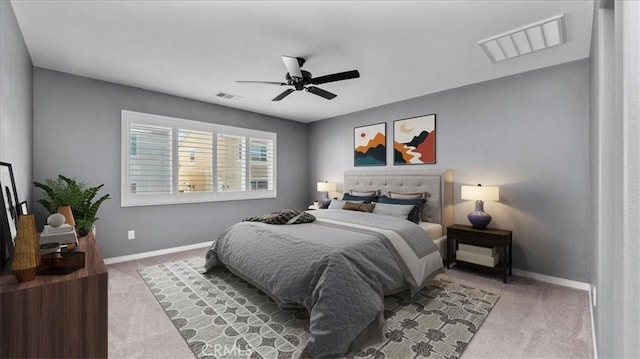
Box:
[0,233,108,358]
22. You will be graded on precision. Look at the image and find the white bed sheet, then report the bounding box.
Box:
[418,221,443,239]
[419,221,446,262]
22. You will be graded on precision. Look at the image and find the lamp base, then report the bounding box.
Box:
[467,200,492,230]
[320,197,331,209]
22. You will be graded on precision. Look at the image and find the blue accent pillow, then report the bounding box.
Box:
[376,195,426,223]
[342,193,376,203]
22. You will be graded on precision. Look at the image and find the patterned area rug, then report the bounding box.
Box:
[138,257,499,358]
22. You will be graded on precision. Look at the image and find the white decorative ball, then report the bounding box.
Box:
[47,213,66,228]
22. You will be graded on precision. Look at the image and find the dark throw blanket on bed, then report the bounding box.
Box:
[205,209,443,358]
[243,209,316,225]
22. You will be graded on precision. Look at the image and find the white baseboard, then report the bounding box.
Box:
[104,241,213,265]
[512,268,591,291]
[589,285,599,359]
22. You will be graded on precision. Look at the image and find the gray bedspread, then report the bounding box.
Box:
[204,209,443,357]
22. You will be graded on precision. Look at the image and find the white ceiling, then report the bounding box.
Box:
[11,0,594,123]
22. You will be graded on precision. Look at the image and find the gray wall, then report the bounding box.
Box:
[0,1,33,205]
[33,68,309,258]
[309,60,590,282]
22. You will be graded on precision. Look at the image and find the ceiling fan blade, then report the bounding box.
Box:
[236,80,287,86]
[310,70,360,85]
[306,86,337,100]
[272,88,295,101]
[281,56,303,79]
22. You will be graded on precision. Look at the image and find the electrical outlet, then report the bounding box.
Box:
[128,230,135,240]
[592,286,597,307]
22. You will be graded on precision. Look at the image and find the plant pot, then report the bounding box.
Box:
[76,228,91,237]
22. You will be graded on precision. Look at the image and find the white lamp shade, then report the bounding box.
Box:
[461,185,499,201]
[317,182,337,192]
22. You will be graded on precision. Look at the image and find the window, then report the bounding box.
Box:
[122,110,277,206]
[249,138,274,191]
[250,142,268,161]
[129,124,172,195]
[217,134,246,192]
[178,129,212,193]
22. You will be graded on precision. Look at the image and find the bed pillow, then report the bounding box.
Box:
[342,193,376,203]
[350,189,379,197]
[372,202,414,219]
[388,191,426,200]
[328,199,363,209]
[343,201,376,213]
[377,195,426,223]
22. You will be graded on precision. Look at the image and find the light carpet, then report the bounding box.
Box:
[138,257,499,358]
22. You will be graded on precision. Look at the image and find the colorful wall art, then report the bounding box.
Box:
[354,123,386,166]
[393,114,436,165]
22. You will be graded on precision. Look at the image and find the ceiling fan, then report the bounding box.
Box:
[237,55,360,101]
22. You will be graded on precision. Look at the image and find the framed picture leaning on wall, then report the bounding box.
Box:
[1,161,20,269]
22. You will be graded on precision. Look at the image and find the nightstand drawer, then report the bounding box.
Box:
[447,229,507,246]
[447,228,476,241]
[470,235,504,247]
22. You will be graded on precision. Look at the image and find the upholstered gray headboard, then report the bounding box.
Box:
[343,169,454,233]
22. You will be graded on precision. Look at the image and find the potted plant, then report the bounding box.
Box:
[34,175,111,236]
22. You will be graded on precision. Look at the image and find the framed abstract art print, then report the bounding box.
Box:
[354,123,386,167]
[393,114,436,165]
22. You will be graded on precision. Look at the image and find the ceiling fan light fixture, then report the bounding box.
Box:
[238,55,360,101]
[281,56,304,78]
[478,14,566,63]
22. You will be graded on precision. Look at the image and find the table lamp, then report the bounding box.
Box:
[461,184,499,229]
[317,181,336,209]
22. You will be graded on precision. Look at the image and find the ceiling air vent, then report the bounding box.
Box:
[216,92,239,100]
[478,14,566,63]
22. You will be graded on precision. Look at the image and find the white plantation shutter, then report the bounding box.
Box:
[216,134,246,192]
[178,129,213,193]
[129,124,172,195]
[122,110,276,206]
[249,138,274,191]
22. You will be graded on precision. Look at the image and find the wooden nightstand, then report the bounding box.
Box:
[446,224,513,283]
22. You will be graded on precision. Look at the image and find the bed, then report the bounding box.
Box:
[343,169,454,260]
[205,169,453,357]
